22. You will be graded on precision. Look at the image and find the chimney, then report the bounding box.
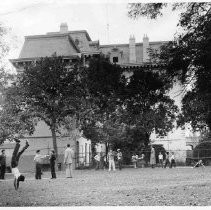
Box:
[143,34,149,63]
[60,23,68,33]
[129,35,136,63]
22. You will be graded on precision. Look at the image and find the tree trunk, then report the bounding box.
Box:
[50,123,58,158]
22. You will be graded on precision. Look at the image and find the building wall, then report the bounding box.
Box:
[76,136,91,167]
[100,38,164,65]
[151,82,190,163]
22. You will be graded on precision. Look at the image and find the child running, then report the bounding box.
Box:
[11,138,29,190]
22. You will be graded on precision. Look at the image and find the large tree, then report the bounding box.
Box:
[4,56,85,155]
[121,68,178,142]
[81,55,126,152]
[81,56,178,150]
[128,3,211,133]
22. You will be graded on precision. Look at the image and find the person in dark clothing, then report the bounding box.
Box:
[0,149,6,179]
[117,149,123,170]
[11,138,29,190]
[49,150,56,179]
[164,152,170,168]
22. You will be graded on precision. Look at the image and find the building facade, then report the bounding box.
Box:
[7,23,198,168]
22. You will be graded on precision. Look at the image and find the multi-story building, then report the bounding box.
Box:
[6,23,197,170]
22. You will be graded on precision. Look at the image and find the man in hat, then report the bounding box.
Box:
[117,149,123,170]
[11,137,29,190]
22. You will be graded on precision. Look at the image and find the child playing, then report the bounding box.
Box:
[11,138,29,190]
[170,152,176,168]
[193,159,205,168]
[94,153,100,170]
[132,154,138,168]
[158,152,164,168]
[139,153,145,168]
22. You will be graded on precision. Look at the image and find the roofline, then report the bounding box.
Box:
[83,51,101,55]
[25,33,71,39]
[69,30,92,41]
[46,30,92,41]
[10,55,81,63]
[100,41,169,48]
[120,63,167,69]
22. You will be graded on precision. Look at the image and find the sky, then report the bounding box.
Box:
[0,0,183,68]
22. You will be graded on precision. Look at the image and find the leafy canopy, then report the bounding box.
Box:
[128,3,211,132]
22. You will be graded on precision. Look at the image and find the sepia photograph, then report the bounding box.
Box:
[0,0,211,207]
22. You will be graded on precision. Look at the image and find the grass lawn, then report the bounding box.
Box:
[0,166,211,206]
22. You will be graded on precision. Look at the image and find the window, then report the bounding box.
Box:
[75,38,79,46]
[113,56,118,63]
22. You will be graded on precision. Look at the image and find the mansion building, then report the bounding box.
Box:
[4,23,198,171]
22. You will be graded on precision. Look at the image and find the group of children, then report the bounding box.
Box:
[132,151,176,169]
[94,148,177,170]
[94,148,123,171]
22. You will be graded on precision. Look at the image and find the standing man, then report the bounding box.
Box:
[150,147,156,168]
[64,144,74,178]
[132,154,138,168]
[0,149,6,179]
[11,138,29,190]
[170,152,176,168]
[94,153,100,170]
[164,152,170,168]
[34,150,47,179]
[117,149,123,170]
[49,150,56,179]
[158,152,164,168]
[108,149,116,171]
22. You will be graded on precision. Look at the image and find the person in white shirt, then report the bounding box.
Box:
[64,144,74,178]
[108,149,116,171]
[132,154,138,168]
[158,152,164,168]
[94,153,100,170]
[139,153,145,168]
[170,152,176,168]
[34,150,48,179]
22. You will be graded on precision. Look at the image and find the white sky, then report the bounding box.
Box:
[0,0,183,64]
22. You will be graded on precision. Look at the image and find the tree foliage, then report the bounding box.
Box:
[121,69,178,138]
[3,54,179,152]
[0,23,20,144]
[81,56,178,149]
[128,3,211,132]
[3,56,85,154]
